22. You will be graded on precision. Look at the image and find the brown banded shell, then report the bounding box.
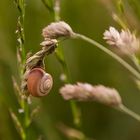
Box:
[27,68,53,97]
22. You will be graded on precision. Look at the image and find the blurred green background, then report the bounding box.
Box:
[1,0,140,140]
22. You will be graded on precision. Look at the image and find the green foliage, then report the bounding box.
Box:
[1,0,140,140]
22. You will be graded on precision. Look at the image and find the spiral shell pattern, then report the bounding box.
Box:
[27,68,53,97]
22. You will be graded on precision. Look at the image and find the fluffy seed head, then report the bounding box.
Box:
[103,27,140,55]
[42,21,74,39]
[60,83,122,107]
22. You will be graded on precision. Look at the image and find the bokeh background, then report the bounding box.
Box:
[1,0,140,140]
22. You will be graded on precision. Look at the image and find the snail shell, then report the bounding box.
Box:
[27,68,53,97]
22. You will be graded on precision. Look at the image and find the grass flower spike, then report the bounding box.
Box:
[60,83,140,122]
[60,83,122,107]
[42,21,74,39]
[103,27,140,55]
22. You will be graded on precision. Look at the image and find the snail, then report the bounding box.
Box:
[27,67,53,97]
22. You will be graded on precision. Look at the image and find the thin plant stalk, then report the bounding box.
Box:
[53,0,81,127]
[15,0,30,139]
[73,33,140,80]
[54,0,60,21]
[112,13,128,30]
[9,109,26,140]
[118,104,140,122]
[130,55,140,72]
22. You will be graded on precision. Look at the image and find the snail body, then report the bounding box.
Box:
[27,68,53,97]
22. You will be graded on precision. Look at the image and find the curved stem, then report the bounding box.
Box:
[118,104,140,122]
[74,33,140,80]
[53,0,81,128]
[54,0,61,21]
[130,55,140,72]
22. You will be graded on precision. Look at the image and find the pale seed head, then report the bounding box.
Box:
[60,83,122,107]
[103,27,140,55]
[42,21,74,39]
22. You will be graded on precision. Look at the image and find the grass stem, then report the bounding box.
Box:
[74,33,140,80]
[118,104,140,122]
[53,0,81,128]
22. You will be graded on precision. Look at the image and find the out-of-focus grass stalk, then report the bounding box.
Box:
[73,33,140,80]
[112,13,127,29]
[113,0,128,29]
[54,0,60,21]
[114,1,140,78]
[41,0,54,12]
[127,0,140,19]
[53,0,81,128]
[14,0,30,140]
[9,109,26,140]
[54,0,82,128]
[131,55,140,72]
